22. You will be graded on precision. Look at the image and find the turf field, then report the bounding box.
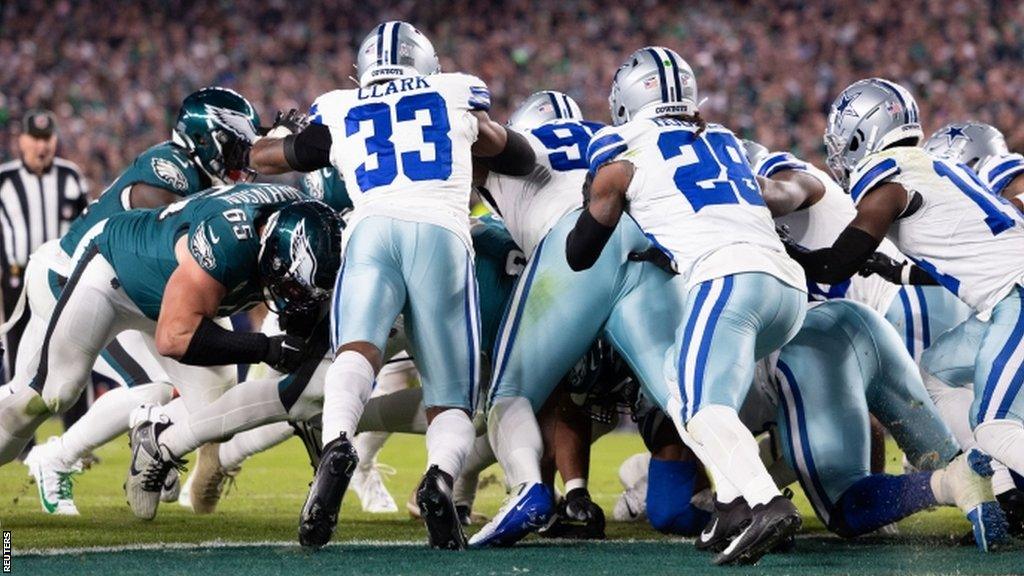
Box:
[2,421,1021,575]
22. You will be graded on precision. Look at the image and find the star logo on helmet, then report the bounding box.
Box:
[835,91,862,118]
[941,125,968,145]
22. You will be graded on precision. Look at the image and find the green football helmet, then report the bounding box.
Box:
[173,87,261,184]
[258,200,343,318]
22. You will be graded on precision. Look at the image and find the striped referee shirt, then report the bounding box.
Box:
[0,157,88,275]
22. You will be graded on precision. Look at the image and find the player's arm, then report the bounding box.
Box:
[251,118,332,175]
[785,182,906,284]
[758,170,825,218]
[128,182,181,209]
[471,111,536,176]
[155,236,304,370]
[565,161,632,271]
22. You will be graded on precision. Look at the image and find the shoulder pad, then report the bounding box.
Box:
[979,153,1024,195]
[849,152,902,204]
[756,152,809,178]
[586,126,629,174]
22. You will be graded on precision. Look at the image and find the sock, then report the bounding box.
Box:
[646,458,710,536]
[0,386,49,465]
[974,419,1024,477]
[453,433,496,507]
[665,395,743,503]
[425,409,475,478]
[353,431,390,471]
[160,376,287,457]
[488,396,543,486]
[160,397,189,425]
[686,404,779,507]
[564,477,586,493]
[992,461,1017,496]
[921,371,976,450]
[218,421,295,469]
[835,472,936,536]
[357,387,427,434]
[322,351,375,447]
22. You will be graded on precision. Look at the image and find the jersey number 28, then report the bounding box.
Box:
[346,93,452,192]
[657,131,763,212]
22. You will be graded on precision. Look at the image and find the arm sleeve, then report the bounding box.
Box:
[786,226,880,284]
[481,129,536,176]
[284,123,333,172]
[565,209,616,271]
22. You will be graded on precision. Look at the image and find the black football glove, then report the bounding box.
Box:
[538,488,606,540]
[628,247,677,275]
[278,300,328,339]
[265,333,307,373]
[259,108,309,137]
[858,251,906,284]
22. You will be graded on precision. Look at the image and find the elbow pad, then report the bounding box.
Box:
[483,129,536,176]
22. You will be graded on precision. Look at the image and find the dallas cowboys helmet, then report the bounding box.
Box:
[824,78,922,188]
[742,139,770,170]
[173,87,261,184]
[508,91,583,131]
[356,21,440,88]
[609,47,698,127]
[258,200,343,317]
[923,122,1008,170]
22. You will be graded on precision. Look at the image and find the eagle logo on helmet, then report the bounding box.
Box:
[288,218,320,294]
[151,157,188,191]
[204,105,258,144]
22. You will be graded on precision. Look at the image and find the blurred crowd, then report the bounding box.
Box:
[2,0,1023,187]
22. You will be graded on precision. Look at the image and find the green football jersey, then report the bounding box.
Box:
[60,142,208,256]
[94,183,304,320]
[471,215,524,357]
[300,167,353,213]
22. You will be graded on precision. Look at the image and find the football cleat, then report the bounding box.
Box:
[189,443,240,514]
[124,410,186,520]
[468,482,553,548]
[350,461,398,514]
[538,488,606,540]
[696,497,752,553]
[933,450,1008,551]
[298,433,358,549]
[713,496,801,566]
[24,437,81,516]
[996,488,1024,538]
[618,453,650,490]
[415,465,467,550]
[612,487,646,522]
[160,468,181,503]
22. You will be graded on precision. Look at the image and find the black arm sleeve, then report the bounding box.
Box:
[481,129,536,176]
[565,209,615,272]
[283,123,333,172]
[908,264,940,286]
[179,317,270,366]
[786,226,880,284]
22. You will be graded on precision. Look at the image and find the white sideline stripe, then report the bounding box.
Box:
[18,538,692,557]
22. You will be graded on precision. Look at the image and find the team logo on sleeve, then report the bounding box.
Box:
[151,157,188,191]
[190,223,218,270]
[301,171,326,200]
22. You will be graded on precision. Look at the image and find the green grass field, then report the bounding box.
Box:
[2,421,1021,575]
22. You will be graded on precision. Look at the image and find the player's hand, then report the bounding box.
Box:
[265,334,307,373]
[260,109,308,138]
[628,247,677,275]
[279,301,327,339]
[859,251,906,284]
[539,487,606,540]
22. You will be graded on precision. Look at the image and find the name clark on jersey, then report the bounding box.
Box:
[357,76,432,100]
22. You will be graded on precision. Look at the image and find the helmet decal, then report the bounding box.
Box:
[204,104,258,144]
[288,218,320,293]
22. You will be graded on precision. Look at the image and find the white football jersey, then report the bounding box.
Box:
[482,120,600,257]
[850,146,1024,319]
[757,152,901,314]
[589,118,805,290]
[977,152,1024,197]
[310,73,490,249]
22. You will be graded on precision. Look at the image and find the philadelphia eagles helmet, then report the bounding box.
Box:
[173,87,261,184]
[258,200,343,317]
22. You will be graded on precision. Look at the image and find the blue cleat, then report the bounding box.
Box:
[468,482,553,547]
[967,501,1009,552]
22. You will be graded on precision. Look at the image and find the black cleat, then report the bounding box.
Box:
[713,496,801,566]
[298,434,358,549]
[416,465,467,550]
[538,488,606,540]
[997,488,1024,539]
[695,497,752,553]
[456,504,473,527]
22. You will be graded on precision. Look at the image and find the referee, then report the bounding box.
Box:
[0,110,88,378]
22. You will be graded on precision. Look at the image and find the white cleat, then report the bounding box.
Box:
[613,486,647,522]
[25,437,81,516]
[350,462,398,513]
[125,404,184,520]
[161,468,181,503]
[617,452,650,490]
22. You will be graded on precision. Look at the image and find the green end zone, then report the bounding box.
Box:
[3,423,1021,574]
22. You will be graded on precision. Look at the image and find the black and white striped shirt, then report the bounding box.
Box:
[0,157,88,274]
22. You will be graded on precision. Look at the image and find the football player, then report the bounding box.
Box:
[565,47,807,565]
[923,122,1024,211]
[786,78,1024,528]
[249,21,535,549]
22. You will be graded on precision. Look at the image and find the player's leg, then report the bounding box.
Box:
[885,285,971,362]
[671,272,805,565]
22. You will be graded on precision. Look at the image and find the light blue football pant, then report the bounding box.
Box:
[773,300,959,526]
[884,285,971,362]
[331,217,480,411]
[921,287,1024,428]
[672,272,806,422]
[489,209,681,412]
